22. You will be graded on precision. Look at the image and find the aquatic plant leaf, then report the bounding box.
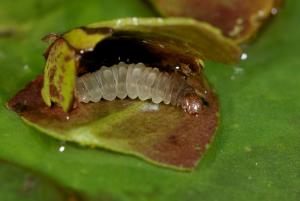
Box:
[6,17,243,170]
[0,160,80,201]
[7,16,242,169]
[0,160,110,201]
[1,0,299,200]
[149,0,282,43]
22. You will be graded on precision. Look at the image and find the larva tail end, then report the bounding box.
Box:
[181,93,202,116]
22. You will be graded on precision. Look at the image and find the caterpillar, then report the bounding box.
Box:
[75,62,202,115]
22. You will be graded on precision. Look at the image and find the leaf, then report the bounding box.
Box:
[0,160,74,201]
[41,17,241,111]
[7,17,241,170]
[0,160,109,201]
[0,0,299,200]
[149,0,283,43]
[41,38,77,111]
[7,74,219,170]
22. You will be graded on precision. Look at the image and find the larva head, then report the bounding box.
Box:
[181,93,202,115]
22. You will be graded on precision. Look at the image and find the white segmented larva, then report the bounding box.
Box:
[75,62,202,114]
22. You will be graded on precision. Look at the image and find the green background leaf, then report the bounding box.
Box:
[0,160,75,201]
[0,0,299,200]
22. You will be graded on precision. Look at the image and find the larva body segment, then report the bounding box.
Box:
[137,67,152,101]
[75,62,202,114]
[113,63,127,99]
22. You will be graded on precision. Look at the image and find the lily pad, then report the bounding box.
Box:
[149,0,283,43]
[7,18,241,170]
[0,160,106,201]
[0,0,299,200]
[0,160,75,201]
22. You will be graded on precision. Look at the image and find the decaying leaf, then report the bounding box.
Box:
[149,0,283,43]
[7,18,241,170]
[41,38,77,111]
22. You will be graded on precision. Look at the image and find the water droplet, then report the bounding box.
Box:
[271,8,278,15]
[140,103,160,112]
[241,53,248,60]
[58,145,65,152]
[58,141,66,153]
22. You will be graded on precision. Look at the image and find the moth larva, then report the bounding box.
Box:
[75,62,202,115]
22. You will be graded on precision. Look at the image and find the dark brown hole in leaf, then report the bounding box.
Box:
[79,31,200,75]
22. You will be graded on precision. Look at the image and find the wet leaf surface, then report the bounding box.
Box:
[149,0,282,43]
[0,0,300,200]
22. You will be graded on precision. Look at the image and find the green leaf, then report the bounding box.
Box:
[0,160,74,201]
[0,160,107,201]
[0,0,299,200]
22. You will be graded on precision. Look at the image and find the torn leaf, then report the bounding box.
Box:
[7,18,241,170]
